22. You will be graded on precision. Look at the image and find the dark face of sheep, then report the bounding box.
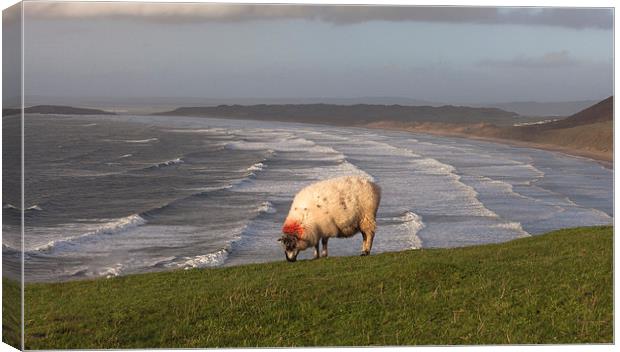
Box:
[278,235,301,262]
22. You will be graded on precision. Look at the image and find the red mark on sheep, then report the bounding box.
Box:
[282,220,304,238]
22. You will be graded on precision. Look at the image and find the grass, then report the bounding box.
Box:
[2,275,21,349]
[21,226,613,348]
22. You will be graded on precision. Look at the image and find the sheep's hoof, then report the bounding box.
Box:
[360,251,369,256]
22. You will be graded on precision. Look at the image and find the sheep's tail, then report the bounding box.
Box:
[369,181,381,217]
[371,181,382,203]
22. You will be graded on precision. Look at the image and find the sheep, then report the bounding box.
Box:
[278,175,381,262]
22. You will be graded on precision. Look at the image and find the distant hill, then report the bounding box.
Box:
[155,104,520,125]
[366,97,613,163]
[503,96,613,156]
[3,105,116,116]
[485,100,600,117]
[532,96,613,129]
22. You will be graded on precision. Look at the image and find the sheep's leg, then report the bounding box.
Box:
[321,237,329,257]
[360,231,372,256]
[313,243,320,259]
[360,217,376,256]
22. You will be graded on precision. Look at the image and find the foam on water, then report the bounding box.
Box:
[394,211,425,249]
[247,162,265,172]
[179,249,229,269]
[147,157,184,169]
[3,203,41,212]
[120,138,159,143]
[258,201,277,214]
[30,214,147,253]
[492,222,530,237]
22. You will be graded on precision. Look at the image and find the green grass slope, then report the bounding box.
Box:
[2,277,22,349]
[24,226,612,349]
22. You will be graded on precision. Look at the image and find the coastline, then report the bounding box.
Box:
[364,123,613,169]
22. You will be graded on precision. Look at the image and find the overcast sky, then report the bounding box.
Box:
[15,3,614,104]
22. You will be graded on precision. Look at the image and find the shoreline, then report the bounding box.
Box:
[364,124,613,169]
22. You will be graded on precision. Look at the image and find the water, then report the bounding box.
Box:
[5,114,613,282]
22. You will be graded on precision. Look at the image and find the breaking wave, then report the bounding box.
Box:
[258,201,276,214]
[180,249,229,269]
[120,138,159,144]
[400,211,425,249]
[3,203,43,212]
[492,222,531,237]
[247,162,265,172]
[31,214,146,253]
[148,157,184,169]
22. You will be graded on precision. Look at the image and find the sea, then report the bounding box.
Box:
[3,114,613,282]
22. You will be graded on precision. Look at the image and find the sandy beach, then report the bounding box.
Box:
[364,122,613,169]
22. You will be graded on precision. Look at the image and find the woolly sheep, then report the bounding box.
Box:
[278,176,381,262]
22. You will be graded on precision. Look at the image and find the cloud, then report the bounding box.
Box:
[477,50,581,68]
[22,3,612,29]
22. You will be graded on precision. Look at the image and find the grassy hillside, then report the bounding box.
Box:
[515,121,613,154]
[367,97,613,162]
[23,226,612,349]
[539,96,613,129]
[504,96,613,153]
[2,276,21,349]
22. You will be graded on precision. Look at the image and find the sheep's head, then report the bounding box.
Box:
[278,235,305,262]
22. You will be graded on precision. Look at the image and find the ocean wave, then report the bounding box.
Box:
[147,157,184,169]
[175,185,233,193]
[258,201,276,214]
[413,157,497,217]
[355,139,421,158]
[119,154,133,159]
[399,211,425,249]
[247,162,265,172]
[3,203,18,210]
[223,133,316,153]
[155,249,229,270]
[181,249,229,269]
[56,169,123,177]
[3,203,43,211]
[100,263,125,278]
[165,128,229,134]
[474,175,540,203]
[31,214,146,253]
[2,243,20,253]
[106,138,159,144]
[224,140,270,151]
[492,222,530,237]
[310,129,497,219]
[315,160,374,182]
[67,263,125,279]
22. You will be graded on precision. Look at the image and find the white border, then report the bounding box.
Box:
[0,1,616,352]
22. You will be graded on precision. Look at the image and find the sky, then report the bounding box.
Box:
[8,3,615,104]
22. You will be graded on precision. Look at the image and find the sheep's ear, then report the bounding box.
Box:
[277,237,283,242]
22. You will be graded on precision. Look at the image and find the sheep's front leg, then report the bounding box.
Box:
[321,237,329,257]
[313,242,320,259]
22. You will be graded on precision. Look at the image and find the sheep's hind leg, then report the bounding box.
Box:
[313,243,320,259]
[321,237,329,257]
[360,217,376,256]
[360,231,372,256]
